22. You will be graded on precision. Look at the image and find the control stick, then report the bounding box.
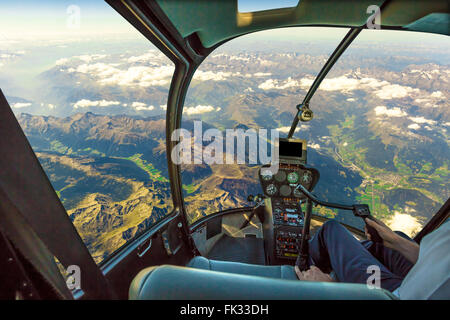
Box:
[352,205,383,243]
[294,184,382,243]
[296,198,312,271]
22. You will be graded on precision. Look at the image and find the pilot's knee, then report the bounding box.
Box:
[322,219,342,233]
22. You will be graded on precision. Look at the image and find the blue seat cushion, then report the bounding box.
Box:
[187,256,298,280]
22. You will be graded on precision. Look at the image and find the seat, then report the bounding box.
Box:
[129,264,396,300]
[187,256,298,280]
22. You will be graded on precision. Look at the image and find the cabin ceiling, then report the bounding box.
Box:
[154,0,449,48]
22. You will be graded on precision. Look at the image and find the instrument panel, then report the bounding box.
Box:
[259,163,319,199]
[259,163,319,261]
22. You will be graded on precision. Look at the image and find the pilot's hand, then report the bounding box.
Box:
[365,217,420,264]
[295,265,334,282]
[365,218,400,249]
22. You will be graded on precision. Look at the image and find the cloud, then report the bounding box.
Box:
[12,102,32,108]
[135,105,154,111]
[99,65,174,87]
[276,126,298,133]
[193,70,241,81]
[56,55,107,66]
[211,53,227,58]
[60,53,267,86]
[68,63,117,76]
[65,60,174,87]
[319,76,386,92]
[408,123,420,130]
[258,75,386,92]
[374,106,407,117]
[408,116,436,125]
[254,72,272,77]
[414,98,430,103]
[0,51,25,59]
[300,76,389,92]
[131,102,146,108]
[309,143,321,149]
[0,51,25,68]
[303,76,419,101]
[374,84,420,100]
[211,53,250,62]
[183,105,216,115]
[386,211,423,237]
[73,99,120,109]
[193,70,268,82]
[257,58,274,66]
[55,58,69,65]
[275,125,309,134]
[413,90,445,108]
[430,91,444,98]
[131,102,154,111]
[259,74,424,101]
[229,55,250,62]
[258,77,301,90]
[127,51,160,63]
[75,54,107,63]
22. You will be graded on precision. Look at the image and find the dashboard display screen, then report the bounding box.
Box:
[279,139,303,158]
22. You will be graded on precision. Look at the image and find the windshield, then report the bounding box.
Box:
[1,2,175,264]
[181,27,449,236]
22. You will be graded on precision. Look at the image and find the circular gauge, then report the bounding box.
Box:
[293,188,303,198]
[287,171,299,184]
[266,184,277,196]
[301,172,312,184]
[261,169,273,181]
[274,170,286,182]
[279,185,291,197]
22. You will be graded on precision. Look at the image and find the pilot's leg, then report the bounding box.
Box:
[308,219,403,291]
[361,231,414,278]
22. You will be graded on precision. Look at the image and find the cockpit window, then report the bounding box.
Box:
[181,27,350,225]
[238,0,300,13]
[181,27,449,235]
[315,29,449,235]
[1,2,175,264]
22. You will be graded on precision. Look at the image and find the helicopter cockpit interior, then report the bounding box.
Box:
[0,0,449,302]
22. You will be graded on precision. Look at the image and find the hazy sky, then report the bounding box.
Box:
[0,0,135,39]
[238,0,299,12]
